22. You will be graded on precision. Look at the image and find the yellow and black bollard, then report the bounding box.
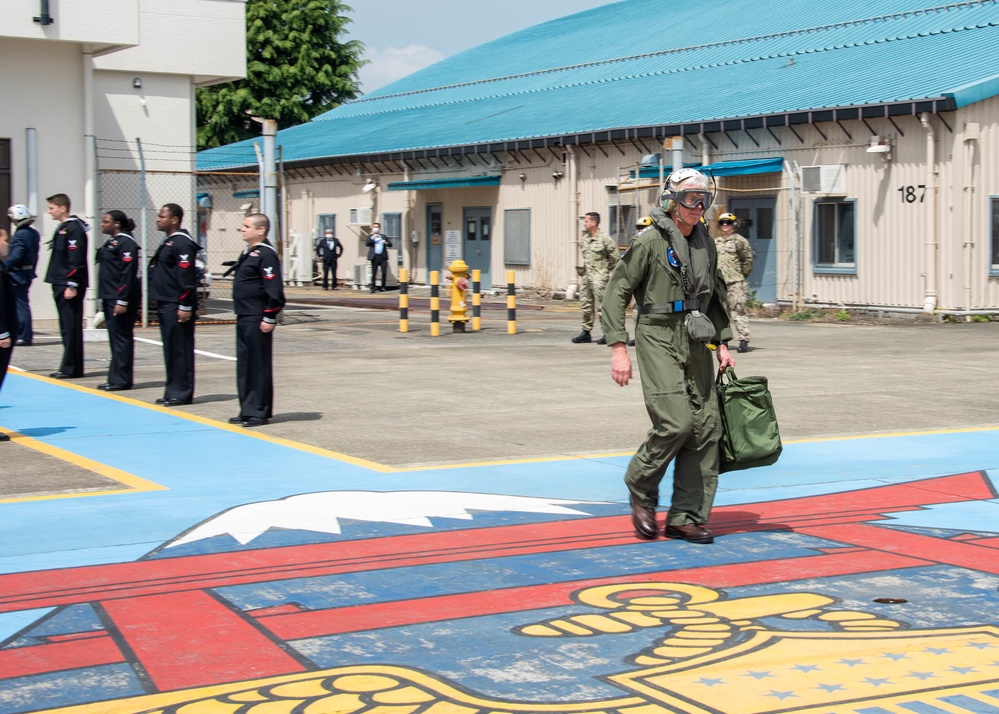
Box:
[447,259,470,333]
[430,271,440,337]
[398,268,409,333]
[471,269,482,331]
[506,270,516,335]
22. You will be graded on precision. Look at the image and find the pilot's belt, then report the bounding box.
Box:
[636,299,707,315]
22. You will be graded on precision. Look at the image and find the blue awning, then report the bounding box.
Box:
[696,157,785,177]
[636,157,784,179]
[387,175,501,191]
[232,189,260,198]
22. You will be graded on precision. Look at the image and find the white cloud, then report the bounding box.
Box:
[165,491,602,547]
[359,45,446,94]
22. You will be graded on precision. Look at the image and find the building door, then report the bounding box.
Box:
[463,207,492,287]
[0,140,10,234]
[729,197,777,304]
[426,203,443,282]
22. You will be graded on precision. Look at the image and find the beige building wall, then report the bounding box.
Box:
[206,99,999,312]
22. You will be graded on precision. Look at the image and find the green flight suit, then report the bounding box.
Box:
[601,206,733,526]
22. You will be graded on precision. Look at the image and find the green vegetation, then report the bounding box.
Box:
[836,309,851,322]
[788,308,819,321]
[197,0,364,149]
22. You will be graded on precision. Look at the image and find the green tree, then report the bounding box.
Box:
[196,0,364,150]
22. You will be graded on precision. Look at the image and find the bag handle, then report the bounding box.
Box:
[716,366,738,385]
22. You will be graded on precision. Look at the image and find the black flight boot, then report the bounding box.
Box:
[571,330,592,344]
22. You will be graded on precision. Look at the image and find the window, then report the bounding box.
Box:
[504,208,531,265]
[991,198,999,275]
[382,213,402,243]
[606,187,637,247]
[316,213,335,241]
[814,200,855,273]
[382,213,402,263]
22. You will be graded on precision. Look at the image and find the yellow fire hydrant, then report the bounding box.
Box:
[447,259,470,332]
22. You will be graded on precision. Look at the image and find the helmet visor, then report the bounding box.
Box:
[675,189,713,210]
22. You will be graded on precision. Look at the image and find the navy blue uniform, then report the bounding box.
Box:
[44,216,89,376]
[149,230,198,403]
[96,233,141,389]
[3,223,39,344]
[0,259,17,402]
[233,242,285,420]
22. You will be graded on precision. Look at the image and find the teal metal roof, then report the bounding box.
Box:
[199,0,999,170]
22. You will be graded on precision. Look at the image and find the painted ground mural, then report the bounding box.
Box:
[1,374,998,713]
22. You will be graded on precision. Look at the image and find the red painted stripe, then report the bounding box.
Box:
[2,550,927,681]
[260,550,927,639]
[101,591,306,690]
[798,523,999,574]
[0,636,123,678]
[0,473,987,614]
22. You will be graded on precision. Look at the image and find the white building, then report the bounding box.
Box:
[1,0,246,323]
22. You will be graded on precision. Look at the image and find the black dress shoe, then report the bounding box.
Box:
[155,397,168,404]
[160,398,190,407]
[104,385,131,392]
[50,372,73,379]
[97,383,111,390]
[0,433,9,442]
[15,340,31,347]
[571,330,592,344]
[665,523,715,544]
[242,417,269,428]
[228,416,245,424]
[629,496,658,540]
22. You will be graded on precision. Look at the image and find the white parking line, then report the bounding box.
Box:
[133,336,237,362]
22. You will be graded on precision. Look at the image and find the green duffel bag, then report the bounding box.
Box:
[716,367,782,473]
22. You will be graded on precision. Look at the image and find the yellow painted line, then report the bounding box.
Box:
[11,371,395,474]
[11,372,999,480]
[784,424,999,445]
[0,427,167,504]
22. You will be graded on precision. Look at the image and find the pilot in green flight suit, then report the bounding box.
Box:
[601,169,735,544]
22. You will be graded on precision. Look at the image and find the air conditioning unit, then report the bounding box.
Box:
[801,165,846,195]
[349,207,372,225]
[353,262,372,287]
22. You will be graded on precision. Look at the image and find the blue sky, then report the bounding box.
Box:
[345,0,615,93]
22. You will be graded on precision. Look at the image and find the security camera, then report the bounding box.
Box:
[552,171,564,180]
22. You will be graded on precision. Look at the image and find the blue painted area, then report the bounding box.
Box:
[3,373,999,711]
[4,605,103,649]
[215,530,837,612]
[2,372,999,577]
[0,665,144,714]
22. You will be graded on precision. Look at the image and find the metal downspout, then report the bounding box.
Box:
[785,160,799,312]
[82,45,99,327]
[566,145,578,300]
[962,124,980,315]
[920,113,938,314]
[700,133,710,168]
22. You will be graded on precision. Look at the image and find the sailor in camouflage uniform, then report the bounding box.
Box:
[714,213,754,353]
[572,211,619,345]
[601,169,735,544]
